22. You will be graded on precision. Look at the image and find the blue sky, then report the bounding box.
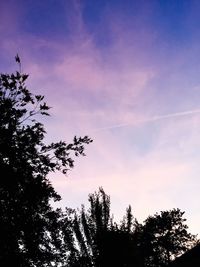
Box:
[1,0,200,235]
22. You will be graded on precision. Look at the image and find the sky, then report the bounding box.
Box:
[1,0,200,235]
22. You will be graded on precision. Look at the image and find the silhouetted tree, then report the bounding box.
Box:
[66,188,141,267]
[66,188,111,266]
[0,57,92,267]
[137,209,197,267]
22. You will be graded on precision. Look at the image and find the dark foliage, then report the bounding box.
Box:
[64,188,197,267]
[135,209,197,267]
[0,57,92,267]
[168,243,200,267]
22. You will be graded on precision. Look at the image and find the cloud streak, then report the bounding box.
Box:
[94,108,200,132]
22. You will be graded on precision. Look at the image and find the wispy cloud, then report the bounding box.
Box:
[93,108,200,132]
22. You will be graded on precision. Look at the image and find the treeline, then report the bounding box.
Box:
[63,188,197,267]
[0,58,198,267]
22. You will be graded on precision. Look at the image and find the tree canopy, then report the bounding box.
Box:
[0,57,92,266]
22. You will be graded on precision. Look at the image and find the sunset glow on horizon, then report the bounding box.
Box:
[1,0,200,235]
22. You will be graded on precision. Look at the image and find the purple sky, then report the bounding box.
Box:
[1,0,200,234]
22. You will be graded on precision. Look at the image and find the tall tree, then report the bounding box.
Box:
[67,188,139,267]
[0,57,92,267]
[137,209,197,267]
[68,187,111,266]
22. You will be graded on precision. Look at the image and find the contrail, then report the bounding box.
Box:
[93,108,200,132]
